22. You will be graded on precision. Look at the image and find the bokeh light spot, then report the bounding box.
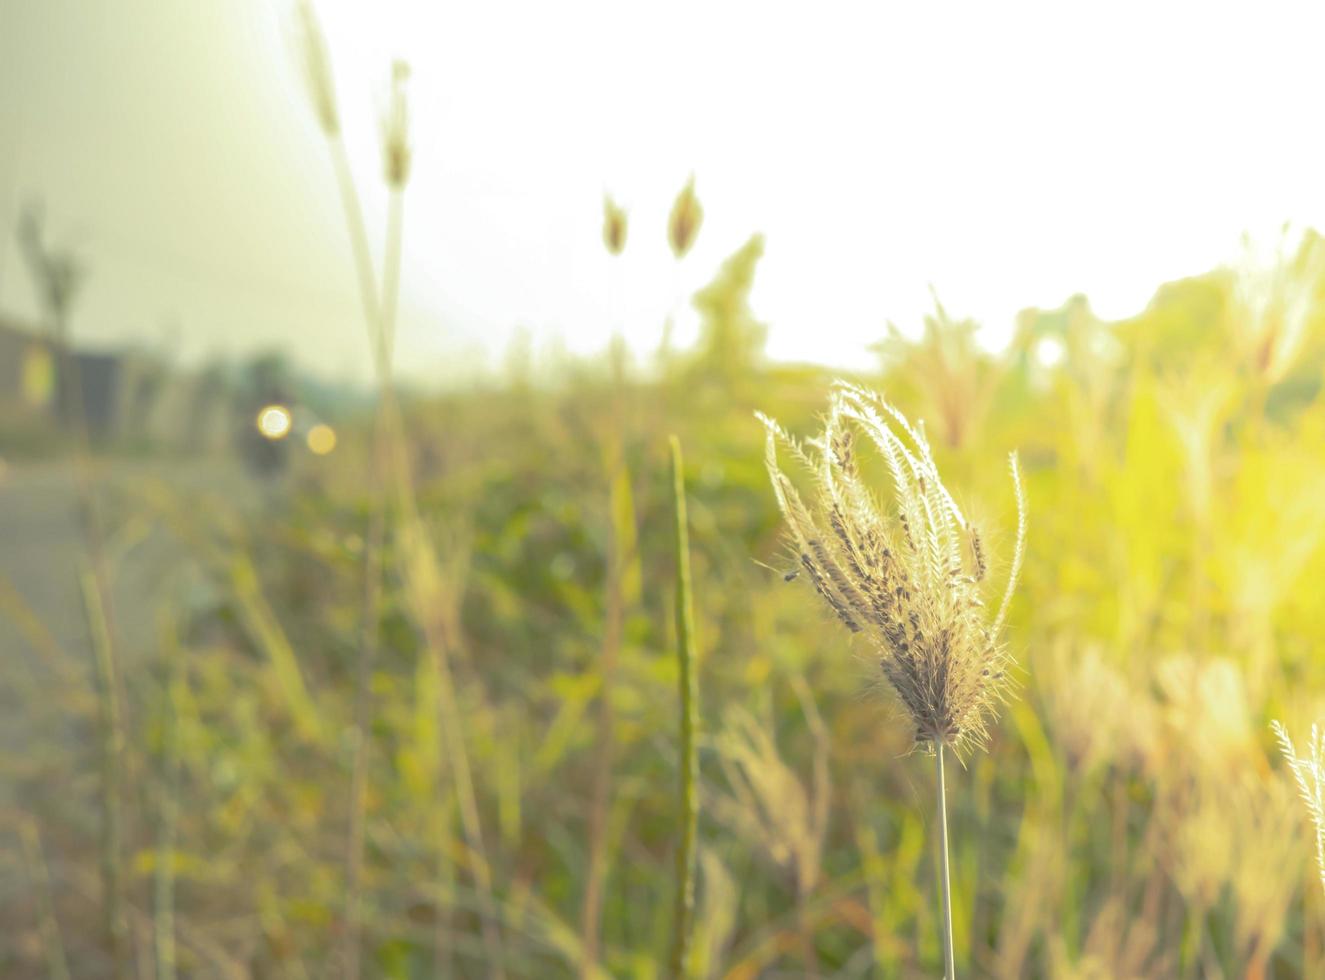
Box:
[306,423,337,455]
[256,404,293,440]
[1035,337,1067,369]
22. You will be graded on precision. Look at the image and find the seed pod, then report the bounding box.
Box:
[668,176,703,259]
[382,60,412,189]
[602,196,628,256]
[294,0,340,137]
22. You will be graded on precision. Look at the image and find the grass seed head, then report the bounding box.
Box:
[382,60,412,189]
[602,195,628,256]
[757,382,1026,755]
[1229,228,1325,383]
[668,175,703,259]
[714,690,828,897]
[1271,718,1325,899]
[293,0,340,137]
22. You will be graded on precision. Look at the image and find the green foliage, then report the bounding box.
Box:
[689,235,767,384]
[668,436,699,978]
[8,237,1325,978]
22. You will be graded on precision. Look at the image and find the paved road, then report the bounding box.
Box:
[0,455,256,784]
[0,454,268,978]
[2,461,107,664]
[0,458,241,659]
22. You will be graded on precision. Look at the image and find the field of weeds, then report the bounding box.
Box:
[7,220,1325,977]
[6,6,1325,978]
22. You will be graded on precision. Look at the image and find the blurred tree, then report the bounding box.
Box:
[16,201,88,426]
[873,290,1001,448]
[186,360,232,452]
[690,234,766,384]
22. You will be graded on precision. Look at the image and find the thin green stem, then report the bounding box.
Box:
[79,558,128,979]
[935,745,955,980]
[581,262,632,978]
[325,112,506,978]
[339,183,400,980]
[45,289,130,979]
[330,126,407,980]
[342,449,382,980]
[668,436,698,979]
[380,189,404,368]
[154,615,181,980]
[424,605,505,977]
[580,454,625,978]
[330,139,382,371]
[20,817,71,980]
[1181,903,1204,975]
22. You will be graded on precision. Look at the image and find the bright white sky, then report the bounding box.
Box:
[2,0,1325,385]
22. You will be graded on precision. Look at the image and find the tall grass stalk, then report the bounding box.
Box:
[20,817,71,980]
[230,554,323,742]
[792,676,829,976]
[580,206,636,979]
[154,739,180,980]
[390,519,506,975]
[935,745,955,979]
[20,206,131,979]
[434,808,458,980]
[336,173,400,980]
[579,484,624,977]
[154,609,183,980]
[758,384,1025,979]
[79,559,129,979]
[1272,720,1325,896]
[312,77,505,969]
[579,435,638,976]
[298,18,406,968]
[343,455,383,980]
[668,435,698,978]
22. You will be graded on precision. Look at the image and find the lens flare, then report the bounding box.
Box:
[256,404,293,440]
[306,423,337,455]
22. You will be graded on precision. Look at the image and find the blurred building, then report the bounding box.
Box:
[0,316,58,420]
[0,315,233,451]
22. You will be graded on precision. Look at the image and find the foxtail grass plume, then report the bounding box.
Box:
[1271,719,1325,897]
[668,176,703,259]
[293,0,340,137]
[382,60,412,189]
[757,382,1026,755]
[1228,773,1303,970]
[714,701,828,898]
[602,196,628,256]
[871,292,997,449]
[1038,645,1141,775]
[1230,228,1325,384]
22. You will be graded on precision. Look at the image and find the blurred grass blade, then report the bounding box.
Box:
[228,553,323,744]
[935,745,955,980]
[20,816,71,980]
[154,608,183,980]
[78,559,129,979]
[668,435,699,978]
[608,448,641,605]
[396,514,506,977]
[580,449,635,976]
